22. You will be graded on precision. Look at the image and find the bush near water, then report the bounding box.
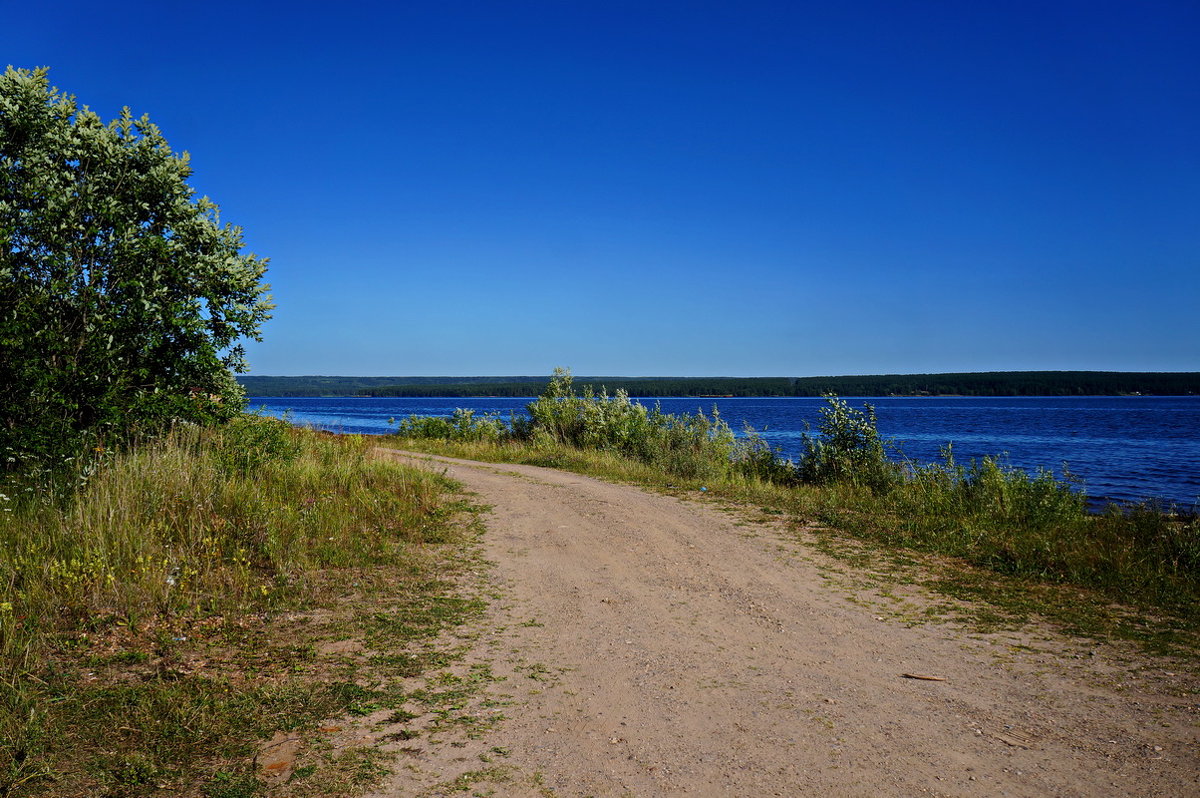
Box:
[395,368,1200,624]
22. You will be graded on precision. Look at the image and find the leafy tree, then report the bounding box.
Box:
[0,66,272,463]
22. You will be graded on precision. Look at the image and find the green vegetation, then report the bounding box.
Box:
[237,371,1200,398]
[397,369,789,484]
[1,66,272,467]
[389,370,1200,647]
[0,418,481,796]
[4,66,1195,794]
[2,68,497,798]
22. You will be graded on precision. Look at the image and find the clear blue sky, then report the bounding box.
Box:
[7,1,1198,376]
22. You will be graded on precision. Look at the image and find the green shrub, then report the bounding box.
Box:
[796,395,898,491]
[395,408,508,442]
[211,414,301,474]
[0,67,272,469]
[732,427,799,485]
[521,369,770,481]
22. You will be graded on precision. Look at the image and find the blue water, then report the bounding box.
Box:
[248,395,1200,509]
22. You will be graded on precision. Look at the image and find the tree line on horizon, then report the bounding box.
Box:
[238,371,1200,398]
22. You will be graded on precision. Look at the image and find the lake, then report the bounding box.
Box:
[248,395,1200,509]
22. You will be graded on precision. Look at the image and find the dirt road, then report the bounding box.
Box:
[372,450,1198,797]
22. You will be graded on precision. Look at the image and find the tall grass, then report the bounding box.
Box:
[392,370,1200,624]
[1,418,447,664]
[0,416,461,796]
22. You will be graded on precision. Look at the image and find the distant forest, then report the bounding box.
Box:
[238,372,1200,398]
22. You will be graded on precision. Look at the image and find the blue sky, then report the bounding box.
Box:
[7,1,1198,376]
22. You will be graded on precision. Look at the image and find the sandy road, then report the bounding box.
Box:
[373,449,1198,797]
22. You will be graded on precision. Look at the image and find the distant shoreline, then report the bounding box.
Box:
[246,393,1192,399]
[239,370,1200,400]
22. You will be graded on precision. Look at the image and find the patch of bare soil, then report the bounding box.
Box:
[371,450,1199,797]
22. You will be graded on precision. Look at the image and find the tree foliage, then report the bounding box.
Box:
[0,66,272,462]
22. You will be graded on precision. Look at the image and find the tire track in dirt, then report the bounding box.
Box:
[373,449,1199,797]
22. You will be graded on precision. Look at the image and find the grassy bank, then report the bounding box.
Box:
[0,418,482,797]
[387,370,1199,650]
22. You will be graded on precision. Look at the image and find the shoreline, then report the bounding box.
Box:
[251,399,1200,513]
